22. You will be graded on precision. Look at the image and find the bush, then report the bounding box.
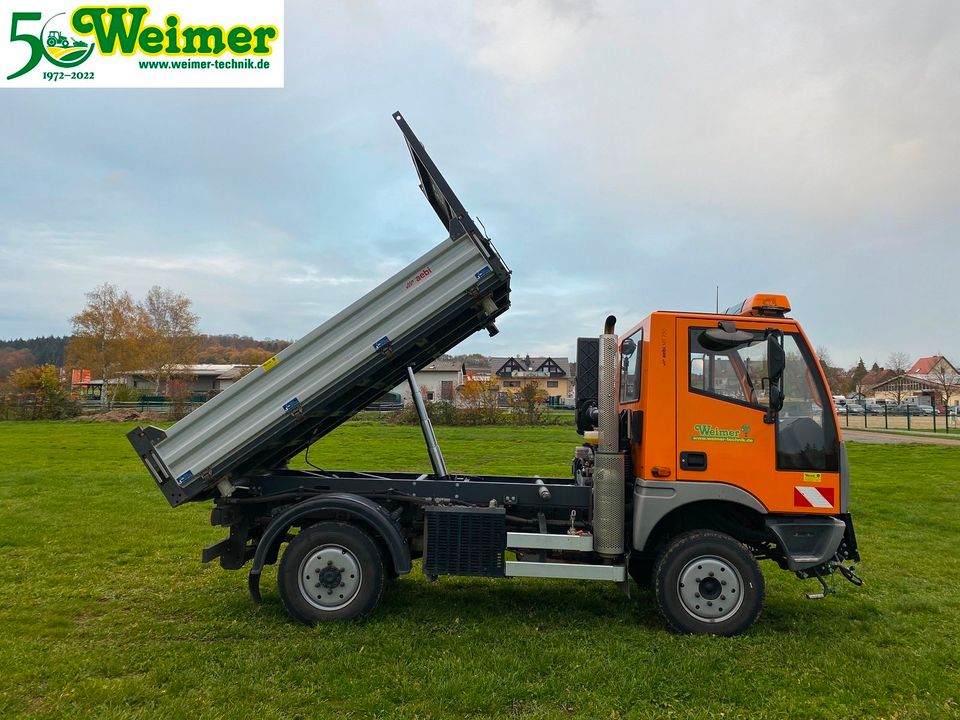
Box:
[429,400,459,425]
[111,384,145,403]
[458,406,511,425]
[2,365,81,420]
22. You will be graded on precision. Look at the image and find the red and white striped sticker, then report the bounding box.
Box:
[794,486,835,509]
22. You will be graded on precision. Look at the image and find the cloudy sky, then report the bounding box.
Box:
[2,0,959,368]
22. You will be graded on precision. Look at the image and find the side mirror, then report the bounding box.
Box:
[699,324,755,352]
[769,384,783,413]
[767,335,785,384]
[765,334,785,423]
[621,337,637,357]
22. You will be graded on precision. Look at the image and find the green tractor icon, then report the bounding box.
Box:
[46,30,87,48]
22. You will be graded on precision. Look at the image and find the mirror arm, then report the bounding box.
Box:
[764,386,777,424]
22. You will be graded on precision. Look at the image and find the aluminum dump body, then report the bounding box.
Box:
[129,113,511,507]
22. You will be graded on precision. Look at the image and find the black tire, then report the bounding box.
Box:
[278,522,385,624]
[653,530,764,636]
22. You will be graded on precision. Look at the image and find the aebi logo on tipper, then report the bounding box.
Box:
[1,1,283,88]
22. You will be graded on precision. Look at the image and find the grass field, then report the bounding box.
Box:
[0,421,958,719]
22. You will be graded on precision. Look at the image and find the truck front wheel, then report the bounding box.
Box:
[653,530,764,636]
[278,522,385,624]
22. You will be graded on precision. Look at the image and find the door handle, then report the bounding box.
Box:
[680,451,708,471]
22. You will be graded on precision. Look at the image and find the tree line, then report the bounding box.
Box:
[0,336,67,368]
[0,333,289,379]
[818,348,960,409]
[0,283,291,416]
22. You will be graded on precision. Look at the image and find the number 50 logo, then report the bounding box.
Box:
[7,11,95,80]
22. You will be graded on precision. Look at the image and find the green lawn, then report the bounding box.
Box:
[0,420,958,719]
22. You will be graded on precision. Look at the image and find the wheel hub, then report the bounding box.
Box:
[677,555,744,623]
[319,567,342,589]
[699,576,722,600]
[298,544,362,611]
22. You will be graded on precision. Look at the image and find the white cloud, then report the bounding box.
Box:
[471,0,595,83]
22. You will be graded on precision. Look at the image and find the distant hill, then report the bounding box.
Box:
[195,334,291,364]
[196,334,291,352]
[440,353,490,368]
[0,336,67,367]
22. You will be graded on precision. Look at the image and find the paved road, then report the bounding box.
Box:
[842,429,960,445]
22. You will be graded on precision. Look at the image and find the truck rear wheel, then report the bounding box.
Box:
[278,522,385,624]
[653,530,764,636]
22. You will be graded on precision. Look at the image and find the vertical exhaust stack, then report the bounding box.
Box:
[593,315,626,557]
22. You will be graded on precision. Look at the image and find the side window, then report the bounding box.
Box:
[776,334,839,471]
[689,327,768,408]
[620,329,642,402]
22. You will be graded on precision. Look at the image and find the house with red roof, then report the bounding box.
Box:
[870,355,960,408]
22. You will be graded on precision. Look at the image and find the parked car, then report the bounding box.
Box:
[837,403,864,415]
[863,402,884,415]
[902,404,934,415]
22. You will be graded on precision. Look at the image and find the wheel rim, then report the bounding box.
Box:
[298,544,362,611]
[676,554,744,623]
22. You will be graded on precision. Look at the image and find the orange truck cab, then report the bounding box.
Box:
[574,293,861,631]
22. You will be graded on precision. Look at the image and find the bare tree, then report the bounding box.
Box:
[140,286,200,393]
[67,283,144,407]
[886,352,911,405]
[929,356,960,419]
[816,346,846,395]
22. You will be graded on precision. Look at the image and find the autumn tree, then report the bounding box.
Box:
[197,343,286,365]
[236,347,274,366]
[140,286,200,392]
[457,377,501,424]
[9,364,77,419]
[66,283,144,407]
[886,352,911,405]
[509,380,547,425]
[0,348,35,381]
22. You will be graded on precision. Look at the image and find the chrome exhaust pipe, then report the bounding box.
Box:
[593,316,625,557]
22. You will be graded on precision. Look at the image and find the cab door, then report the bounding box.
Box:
[675,317,778,494]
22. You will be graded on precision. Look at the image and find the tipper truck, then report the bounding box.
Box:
[128,112,861,636]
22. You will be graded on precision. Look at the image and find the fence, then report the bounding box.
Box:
[837,405,959,434]
[76,398,407,419]
[0,393,81,420]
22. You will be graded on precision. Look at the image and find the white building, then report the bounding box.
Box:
[118,364,250,396]
[391,360,464,404]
